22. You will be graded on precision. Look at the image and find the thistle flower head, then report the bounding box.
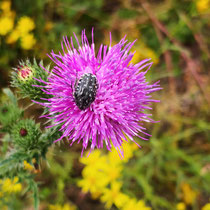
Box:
[38,29,161,157]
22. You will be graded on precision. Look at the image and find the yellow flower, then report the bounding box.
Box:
[78,168,108,197]
[1,177,22,194]
[181,183,197,205]
[0,1,11,12]
[176,202,186,210]
[23,160,34,171]
[196,0,210,13]
[49,203,76,210]
[131,44,159,65]
[80,150,106,168]
[100,181,122,209]
[136,200,151,210]
[122,199,151,210]
[13,183,22,192]
[6,29,20,44]
[20,33,36,50]
[114,193,130,208]
[108,140,137,163]
[91,191,102,200]
[0,16,14,35]
[122,198,137,210]
[202,203,210,210]
[102,160,122,183]
[17,16,35,36]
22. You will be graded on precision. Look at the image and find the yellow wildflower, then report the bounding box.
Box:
[107,148,122,164]
[131,44,159,65]
[122,198,137,210]
[0,16,14,35]
[0,1,15,18]
[196,0,210,13]
[78,168,108,197]
[202,203,210,210]
[122,198,151,210]
[102,160,122,183]
[6,29,20,44]
[49,203,76,210]
[23,160,34,171]
[101,181,122,209]
[176,202,186,210]
[181,183,197,205]
[108,140,138,163]
[136,200,151,210]
[114,193,130,208]
[16,16,35,36]
[91,191,102,200]
[1,177,22,194]
[20,33,36,50]
[0,1,11,12]
[80,150,107,169]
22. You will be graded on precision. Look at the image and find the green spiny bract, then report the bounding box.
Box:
[11,59,50,101]
[0,103,23,132]
[11,119,41,151]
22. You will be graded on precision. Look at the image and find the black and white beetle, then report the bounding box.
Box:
[73,73,98,110]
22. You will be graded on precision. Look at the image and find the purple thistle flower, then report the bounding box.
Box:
[37,29,161,157]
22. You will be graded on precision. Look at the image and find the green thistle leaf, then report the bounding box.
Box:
[0,151,31,177]
[0,103,23,132]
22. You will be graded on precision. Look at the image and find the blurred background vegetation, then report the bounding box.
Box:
[0,0,210,209]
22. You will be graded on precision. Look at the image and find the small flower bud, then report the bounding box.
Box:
[19,128,28,136]
[11,119,41,151]
[11,59,50,101]
[18,66,33,81]
[2,108,8,113]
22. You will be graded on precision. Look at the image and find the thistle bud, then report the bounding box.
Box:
[18,66,33,81]
[0,103,23,131]
[11,119,41,151]
[11,59,50,101]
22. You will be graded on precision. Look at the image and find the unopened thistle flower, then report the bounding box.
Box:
[37,29,161,157]
[11,59,49,100]
[11,119,41,150]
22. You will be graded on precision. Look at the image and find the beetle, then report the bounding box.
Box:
[73,73,98,110]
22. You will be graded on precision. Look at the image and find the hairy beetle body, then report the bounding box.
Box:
[74,73,98,110]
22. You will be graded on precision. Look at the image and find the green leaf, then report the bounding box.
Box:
[3,88,17,105]
[0,151,32,177]
[31,180,39,210]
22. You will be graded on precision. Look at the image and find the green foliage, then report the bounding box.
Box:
[118,8,139,19]
[0,151,31,178]
[0,89,62,209]
[0,103,23,132]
